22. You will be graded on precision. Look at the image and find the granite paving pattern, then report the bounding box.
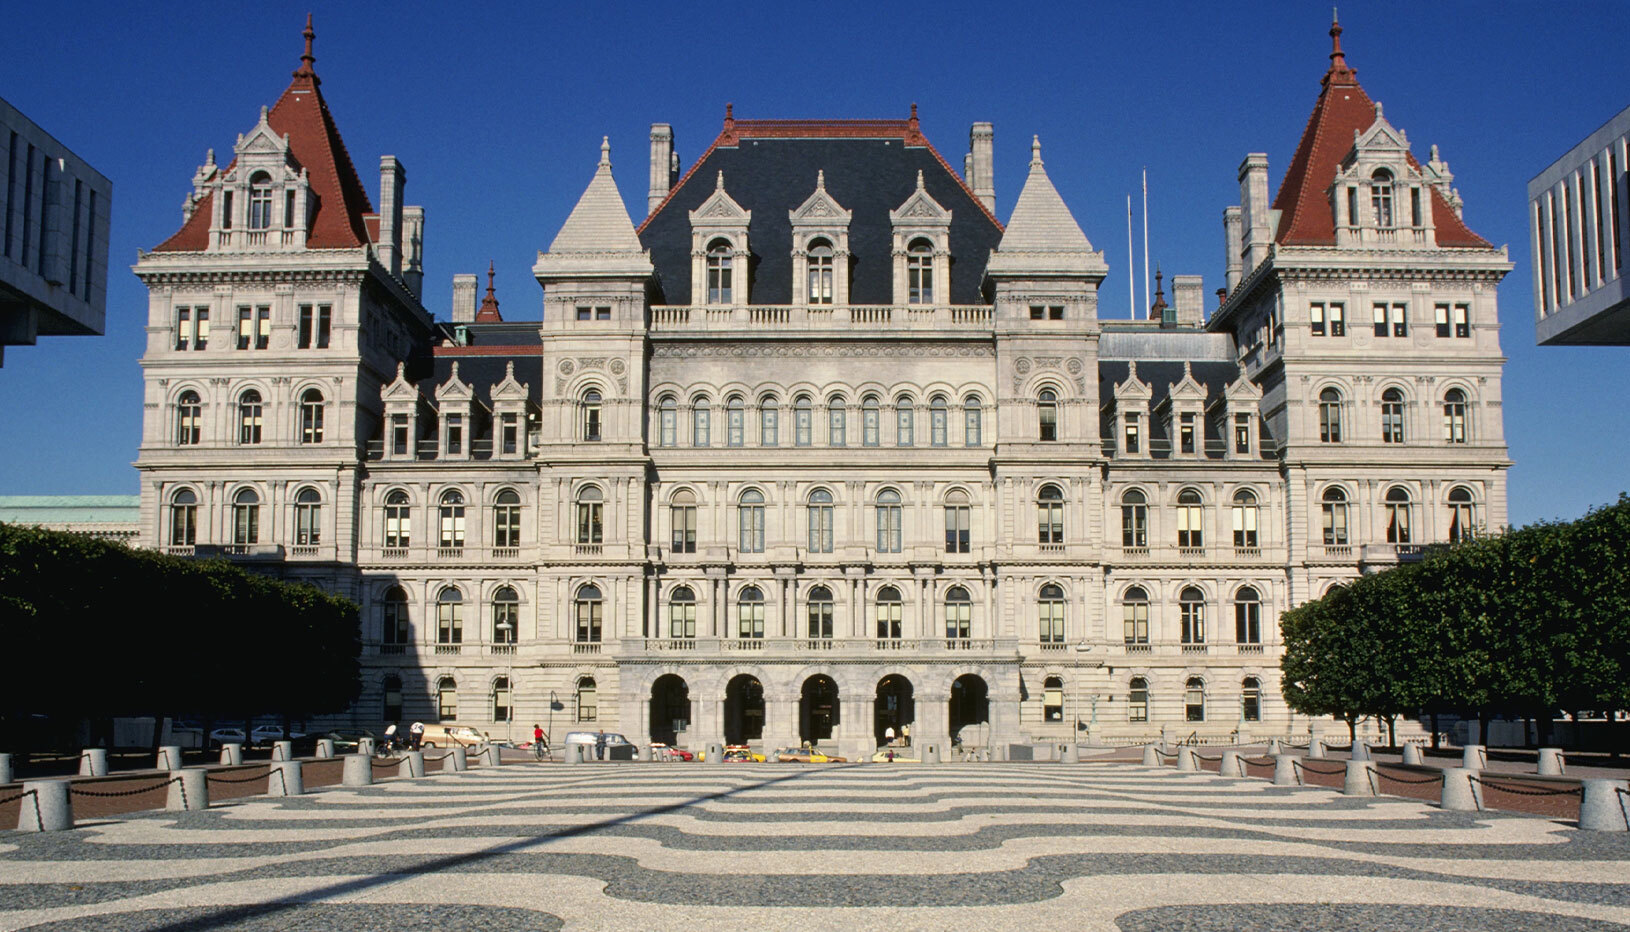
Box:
[1,761,1627,931]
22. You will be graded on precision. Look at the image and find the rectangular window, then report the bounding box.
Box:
[877,507,902,553]
[795,404,811,446]
[1329,302,1345,336]
[222,189,233,230]
[1049,305,1064,320]
[576,307,591,321]
[1435,304,1451,338]
[596,306,610,320]
[1391,304,1407,337]
[659,405,677,447]
[446,414,463,455]
[760,405,778,446]
[863,405,879,447]
[930,406,947,447]
[175,308,191,350]
[1410,187,1422,227]
[1234,413,1250,454]
[1611,144,1622,271]
[672,506,697,553]
[1454,304,1470,338]
[1179,413,1195,454]
[3,132,15,258]
[256,306,271,349]
[808,505,833,553]
[237,306,253,349]
[945,505,970,553]
[317,305,331,348]
[285,189,297,228]
[1030,306,1044,320]
[739,506,764,553]
[1309,303,1325,336]
[1373,303,1387,337]
[391,414,409,455]
[298,305,313,348]
[693,407,710,447]
[1346,187,1358,229]
[69,180,81,295]
[727,405,744,447]
[1124,413,1140,454]
[195,308,209,349]
[501,413,518,454]
[896,406,913,446]
[828,406,845,446]
[21,144,34,267]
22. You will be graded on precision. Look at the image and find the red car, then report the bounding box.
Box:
[650,743,694,761]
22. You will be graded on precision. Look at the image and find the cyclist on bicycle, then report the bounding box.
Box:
[532,724,549,761]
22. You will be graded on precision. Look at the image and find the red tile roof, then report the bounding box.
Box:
[154,19,375,252]
[1272,20,1488,249]
[474,262,504,323]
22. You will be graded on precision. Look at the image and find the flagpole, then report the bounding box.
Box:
[1126,195,1135,319]
[1142,168,1150,318]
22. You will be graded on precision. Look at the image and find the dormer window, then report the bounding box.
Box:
[706,240,733,304]
[248,172,273,230]
[806,239,834,304]
[1370,169,1394,228]
[907,239,934,304]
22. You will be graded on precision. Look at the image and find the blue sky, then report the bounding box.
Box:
[1,1,1625,526]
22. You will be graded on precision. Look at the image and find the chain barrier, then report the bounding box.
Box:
[1153,748,1179,759]
[69,777,177,798]
[1243,756,1277,766]
[1194,752,1223,762]
[370,758,401,771]
[423,752,454,763]
[1375,768,1446,786]
[205,767,273,785]
[0,788,34,807]
[1468,775,1584,798]
[1293,760,1347,777]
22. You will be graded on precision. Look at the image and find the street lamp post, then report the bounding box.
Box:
[495,618,516,745]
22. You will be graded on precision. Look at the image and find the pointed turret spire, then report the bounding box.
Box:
[987,130,1101,275]
[475,261,503,322]
[1323,8,1355,87]
[536,137,653,280]
[293,13,319,84]
[600,136,611,167]
[1030,135,1043,167]
[1149,267,1169,319]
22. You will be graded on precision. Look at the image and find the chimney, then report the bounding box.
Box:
[401,205,425,298]
[1172,275,1204,327]
[451,273,477,323]
[1238,153,1271,273]
[378,155,405,276]
[969,122,995,214]
[649,124,674,214]
[1223,205,1243,292]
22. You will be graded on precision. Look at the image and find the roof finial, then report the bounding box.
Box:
[599,136,610,167]
[476,261,503,323]
[1030,134,1043,167]
[724,103,735,129]
[916,169,925,190]
[716,170,725,190]
[1328,9,1349,74]
[909,102,919,127]
[816,169,825,189]
[486,260,495,294]
[293,13,319,82]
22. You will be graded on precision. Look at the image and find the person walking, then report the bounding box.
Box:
[884,725,895,746]
[902,723,911,747]
[533,724,548,761]
[383,722,399,752]
[409,720,425,750]
[595,729,607,761]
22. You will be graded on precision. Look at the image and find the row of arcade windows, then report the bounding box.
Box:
[174,389,326,445]
[706,238,937,305]
[1319,486,1480,545]
[1317,387,1471,444]
[1307,301,1471,339]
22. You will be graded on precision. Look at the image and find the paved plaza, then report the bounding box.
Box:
[2,760,1629,931]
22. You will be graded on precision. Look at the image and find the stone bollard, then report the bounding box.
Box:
[79,748,108,777]
[1268,738,1283,755]
[921,744,941,764]
[1461,744,1487,770]
[268,760,304,796]
[315,739,335,759]
[157,745,184,771]
[272,741,294,762]
[450,746,468,772]
[1176,748,1197,772]
[1343,760,1377,796]
[705,743,722,766]
[1578,780,1630,831]
[1060,743,1078,764]
[1308,739,1327,760]
[1220,750,1244,778]
[1538,747,1565,776]
[1350,743,1371,762]
[400,750,425,778]
[484,745,502,767]
[166,768,208,812]
[1272,754,1298,786]
[342,754,372,787]
[17,780,72,832]
[219,743,243,766]
[0,753,12,786]
[1142,745,1161,766]
[1440,767,1482,811]
[1402,743,1425,766]
[358,737,375,757]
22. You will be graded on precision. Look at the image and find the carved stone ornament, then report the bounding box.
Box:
[609,359,626,375]
[580,357,607,370]
[558,360,575,375]
[1066,357,1084,375]
[1014,357,1032,375]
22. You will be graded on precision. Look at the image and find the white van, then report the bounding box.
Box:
[563,731,637,760]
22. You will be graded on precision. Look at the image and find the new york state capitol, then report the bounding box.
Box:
[132,20,1511,759]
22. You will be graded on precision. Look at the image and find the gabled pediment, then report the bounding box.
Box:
[690,172,750,225]
[232,106,297,169]
[380,362,421,404]
[1167,361,1207,404]
[789,171,852,226]
[1223,365,1264,404]
[490,361,530,404]
[1115,361,1153,401]
[889,171,951,225]
[434,362,475,404]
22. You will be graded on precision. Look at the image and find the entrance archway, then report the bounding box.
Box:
[949,674,989,745]
[875,675,914,746]
[799,675,839,745]
[724,674,764,745]
[650,674,690,746]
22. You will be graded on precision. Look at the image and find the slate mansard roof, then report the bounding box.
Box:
[637,116,1005,306]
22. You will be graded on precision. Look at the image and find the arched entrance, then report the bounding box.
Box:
[875,675,914,746]
[724,674,764,745]
[800,675,839,745]
[650,674,690,746]
[950,674,989,745]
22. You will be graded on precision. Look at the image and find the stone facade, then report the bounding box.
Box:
[133,19,1510,758]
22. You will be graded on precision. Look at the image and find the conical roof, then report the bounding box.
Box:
[535,138,652,281]
[986,137,1105,278]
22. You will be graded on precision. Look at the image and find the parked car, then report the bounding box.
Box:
[418,724,488,749]
[649,743,694,761]
[208,727,247,748]
[564,731,637,760]
[773,747,847,763]
[707,745,765,763]
[323,730,378,753]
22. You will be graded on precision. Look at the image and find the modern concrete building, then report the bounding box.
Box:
[0,96,112,366]
[133,18,1510,757]
[1530,102,1630,345]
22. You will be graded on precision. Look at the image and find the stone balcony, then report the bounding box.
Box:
[620,636,1021,661]
[648,304,993,335]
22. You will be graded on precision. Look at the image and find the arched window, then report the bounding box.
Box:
[963,395,982,446]
[1447,487,1477,544]
[1242,677,1262,722]
[294,487,322,546]
[169,489,197,546]
[175,391,202,446]
[238,390,263,445]
[1321,487,1349,546]
[691,395,711,447]
[575,486,603,545]
[1038,388,1059,441]
[383,674,403,722]
[1043,675,1065,722]
[575,585,602,643]
[1037,484,1064,545]
[1184,677,1206,722]
[807,488,834,553]
[875,585,903,640]
[726,396,746,447]
[906,238,934,304]
[670,488,697,554]
[827,395,846,446]
[706,239,733,304]
[1128,677,1149,722]
[929,395,949,447]
[384,489,411,549]
[658,395,678,447]
[1380,388,1405,444]
[437,587,463,645]
[381,586,409,645]
[1121,489,1148,548]
[1176,488,1204,548]
[248,171,273,230]
[581,390,602,442]
[738,489,766,553]
[1370,169,1394,228]
[1231,489,1258,548]
[794,395,813,447]
[875,489,903,553]
[299,388,325,444]
[1385,486,1413,544]
[668,586,696,639]
[806,238,833,304]
[492,586,519,645]
[944,488,971,554]
[861,395,881,447]
[1179,586,1206,645]
[1234,586,1261,644]
[1038,583,1065,644]
[576,676,598,721]
[737,585,765,639]
[807,585,835,640]
[493,489,522,549]
[945,585,971,640]
[1443,388,1468,444]
[437,676,458,721]
[1319,388,1343,443]
[1123,586,1150,645]
[232,488,260,545]
[894,395,914,446]
[439,490,466,550]
[759,394,779,446]
[492,676,512,723]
